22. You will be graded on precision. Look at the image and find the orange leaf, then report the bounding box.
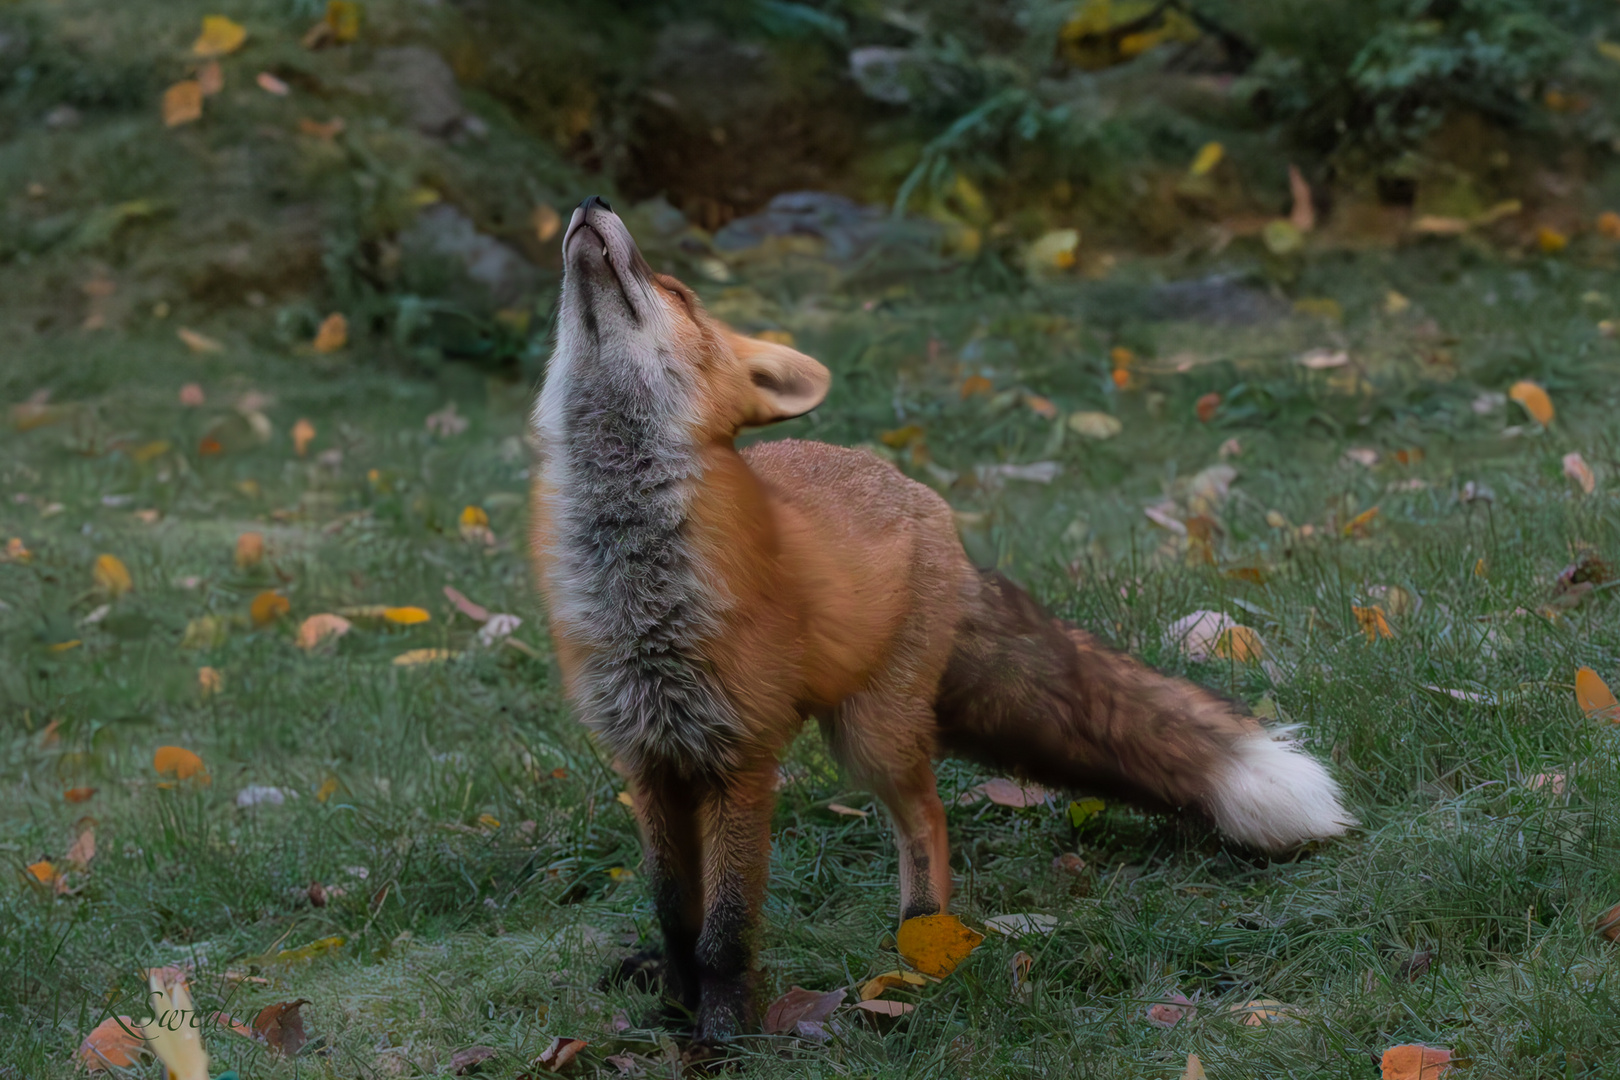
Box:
[64,787,97,803]
[960,375,993,399]
[1381,1044,1453,1079]
[533,1037,588,1072]
[896,913,984,977]
[852,999,914,1017]
[1024,394,1058,420]
[251,590,291,626]
[312,312,347,352]
[253,999,310,1056]
[292,419,316,457]
[154,745,207,780]
[1353,605,1393,642]
[235,531,265,568]
[1214,625,1264,661]
[93,554,133,597]
[296,613,352,650]
[1600,211,1620,240]
[1342,506,1380,537]
[196,60,224,97]
[1195,392,1220,422]
[1576,667,1620,721]
[199,436,223,456]
[1508,380,1554,425]
[197,666,223,695]
[77,1016,145,1069]
[66,825,95,869]
[26,860,57,884]
[534,203,562,242]
[163,81,204,127]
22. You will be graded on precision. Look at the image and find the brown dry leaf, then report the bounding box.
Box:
[1147,992,1196,1028]
[1288,164,1315,232]
[1229,998,1295,1026]
[154,746,208,781]
[960,375,993,398]
[292,418,316,457]
[251,590,291,626]
[298,116,346,141]
[197,666,222,695]
[859,970,928,1000]
[93,554,133,597]
[1195,392,1220,422]
[444,585,491,622]
[1563,452,1595,495]
[896,914,984,978]
[1213,625,1264,662]
[163,81,204,127]
[1052,852,1086,876]
[1010,951,1033,999]
[852,999,914,1018]
[179,383,206,406]
[66,824,95,869]
[196,60,224,97]
[76,1016,145,1069]
[256,71,290,96]
[193,15,247,57]
[1509,380,1554,425]
[296,613,352,650]
[1576,667,1620,722]
[1353,605,1393,642]
[453,1046,500,1074]
[764,986,846,1034]
[177,327,223,353]
[1342,506,1381,537]
[534,204,561,243]
[533,1037,587,1072]
[313,312,348,352]
[253,999,310,1056]
[1024,394,1058,420]
[64,787,97,803]
[236,531,265,568]
[1381,1044,1453,1079]
[966,777,1048,808]
[209,1011,255,1039]
[1182,1053,1207,1080]
[827,802,869,819]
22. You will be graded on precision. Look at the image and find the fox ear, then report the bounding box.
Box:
[733,335,830,427]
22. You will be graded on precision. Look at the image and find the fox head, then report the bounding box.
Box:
[535,196,830,450]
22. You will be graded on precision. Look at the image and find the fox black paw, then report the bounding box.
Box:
[603,948,667,992]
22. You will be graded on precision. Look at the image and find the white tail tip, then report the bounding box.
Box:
[1209,734,1356,851]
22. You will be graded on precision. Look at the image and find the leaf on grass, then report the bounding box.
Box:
[1563,452,1595,495]
[1067,797,1105,827]
[853,999,914,1017]
[477,613,522,647]
[64,787,97,803]
[1195,392,1220,422]
[444,586,491,622]
[210,1011,255,1039]
[66,824,95,869]
[1576,667,1620,721]
[1342,506,1380,537]
[235,531,264,568]
[1147,991,1196,1028]
[181,616,229,650]
[26,860,57,884]
[154,746,207,781]
[897,914,983,978]
[77,1016,145,1069]
[1189,141,1223,176]
[964,777,1048,808]
[383,606,430,625]
[316,776,339,802]
[296,614,352,650]
[983,913,1057,936]
[1509,380,1554,425]
[177,327,223,353]
[1381,1044,1453,1079]
[393,648,454,666]
[197,60,224,96]
[1297,348,1349,369]
[532,1036,587,1072]
[426,402,468,437]
[1537,227,1568,254]
[879,424,924,448]
[859,970,928,1000]
[251,590,291,626]
[325,0,362,43]
[163,81,204,126]
[827,802,868,819]
[1288,164,1314,232]
[1025,394,1058,419]
[1162,610,1237,661]
[1011,950,1033,998]
[1182,1053,1207,1080]
[764,986,846,1034]
[1068,411,1122,440]
[143,968,210,1080]
[193,15,247,57]
[93,554,132,597]
[292,419,316,457]
[1229,998,1295,1026]
[1353,605,1393,642]
[256,72,290,96]
[960,375,993,399]
[312,313,347,352]
[270,935,344,964]
[1214,625,1264,661]
[253,999,310,1056]
[453,1046,500,1074]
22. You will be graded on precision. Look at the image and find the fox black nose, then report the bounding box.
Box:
[579,195,612,213]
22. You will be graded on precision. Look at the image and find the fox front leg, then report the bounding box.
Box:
[693,764,777,1043]
[630,765,704,1015]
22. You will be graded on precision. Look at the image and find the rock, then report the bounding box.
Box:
[1143,274,1289,326]
[713,191,940,263]
[399,204,538,308]
[371,46,467,137]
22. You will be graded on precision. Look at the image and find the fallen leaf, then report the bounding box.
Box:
[324,0,362,43]
[964,778,1048,808]
[533,204,561,243]
[1189,141,1223,176]
[859,970,928,1000]
[533,1036,587,1072]
[1385,290,1411,314]
[26,860,57,885]
[268,935,344,964]
[1147,991,1196,1028]
[426,402,468,437]
[393,648,455,666]
[154,746,207,781]
[1068,411,1122,440]
[1263,219,1303,255]
[852,999,914,1017]
[313,312,347,352]
[298,116,345,141]
[1067,796,1105,827]
[143,967,210,1080]
[1024,394,1058,419]
[1576,667,1620,721]
[444,586,491,622]
[236,531,265,568]
[880,423,925,448]
[1182,1053,1206,1080]
[1011,950,1034,999]
[478,613,523,646]
[897,913,984,977]
[1288,164,1314,232]
[1195,392,1220,422]
[256,72,290,96]
[1342,506,1380,537]
[93,554,133,597]
[983,913,1057,936]
[64,787,97,803]
[66,824,95,869]
[1353,605,1393,642]
[1026,228,1080,271]
[163,81,204,127]
[1509,381,1554,425]
[764,986,846,1034]
[177,327,223,353]
[1563,452,1595,494]
[1229,998,1295,1026]
[1052,852,1086,876]
[453,1046,500,1074]
[210,1011,255,1039]
[827,802,869,819]
[1214,625,1264,662]
[251,591,291,626]
[193,15,247,57]
[316,776,339,802]
[4,537,32,563]
[1381,1044,1453,1079]
[292,419,316,457]
[1162,610,1240,661]
[1399,949,1435,980]
[1297,348,1349,369]
[1537,227,1568,254]
[253,999,310,1056]
[383,606,430,625]
[296,614,352,650]
[76,1016,145,1069]
[196,60,224,97]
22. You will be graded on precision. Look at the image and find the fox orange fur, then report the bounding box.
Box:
[530,196,1354,1042]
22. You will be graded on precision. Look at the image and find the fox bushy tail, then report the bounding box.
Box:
[934,571,1354,851]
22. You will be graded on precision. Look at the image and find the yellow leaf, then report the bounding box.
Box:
[93,554,132,597]
[316,776,339,802]
[292,418,316,457]
[163,81,204,127]
[756,329,795,346]
[131,439,171,464]
[1068,796,1105,827]
[617,790,635,807]
[325,0,362,43]
[177,326,223,353]
[1509,380,1554,424]
[1068,411,1122,440]
[48,639,81,653]
[879,424,925,448]
[1576,667,1620,721]
[235,531,264,568]
[154,745,207,781]
[1537,227,1568,254]
[853,999,914,1017]
[251,590,291,626]
[1342,506,1380,537]
[1189,141,1224,176]
[392,648,454,665]
[296,614,352,651]
[312,312,347,352]
[383,606,430,625]
[1385,290,1410,314]
[1352,605,1393,642]
[460,505,489,527]
[896,913,984,978]
[197,666,222,695]
[859,970,929,1000]
[269,934,345,963]
[1601,40,1620,63]
[477,813,501,830]
[193,15,247,57]
[1213,625,1264,661]
[1474,557,1488,578]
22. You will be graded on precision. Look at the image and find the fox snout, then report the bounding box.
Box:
[562,195,656,324]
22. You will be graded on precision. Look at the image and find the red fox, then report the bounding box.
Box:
[530,196,1354,1042]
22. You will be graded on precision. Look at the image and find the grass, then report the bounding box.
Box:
[5,235,1620,1079]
